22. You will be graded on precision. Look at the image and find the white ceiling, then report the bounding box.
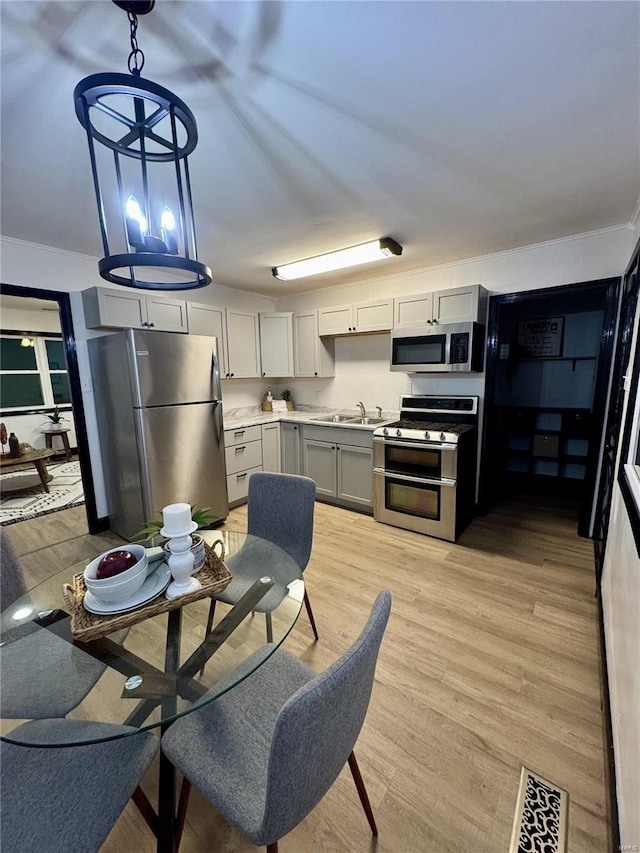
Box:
[1,1,638,297]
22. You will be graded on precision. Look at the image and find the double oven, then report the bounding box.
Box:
[372,396,478,542]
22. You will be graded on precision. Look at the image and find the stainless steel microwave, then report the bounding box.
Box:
[390,322,485,373]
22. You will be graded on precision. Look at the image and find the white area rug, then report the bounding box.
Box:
[0,460,84,525]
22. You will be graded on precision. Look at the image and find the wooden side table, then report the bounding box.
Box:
[42,428,72,462]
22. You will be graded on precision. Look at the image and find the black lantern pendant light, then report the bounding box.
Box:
[74,0,212,290]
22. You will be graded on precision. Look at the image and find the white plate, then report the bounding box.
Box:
[83,564,171,615]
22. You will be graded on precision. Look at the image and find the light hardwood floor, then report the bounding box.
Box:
[2,495,610,852]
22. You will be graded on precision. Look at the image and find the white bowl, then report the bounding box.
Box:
[84,545,148,603]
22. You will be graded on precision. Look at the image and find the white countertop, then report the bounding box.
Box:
[222,407,398,432]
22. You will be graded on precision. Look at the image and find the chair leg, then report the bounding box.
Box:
[303,590,319,641]
[176,776,192,850]
[199,599,217,676]
[348,751,378,836]
[265,611,273,643]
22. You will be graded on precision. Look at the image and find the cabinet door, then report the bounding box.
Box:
[261,423,281,472]
[225,309,260,378]
[145,295,188,332]
[259,313,294,378]
[352,298,393,333]
[433,286,479,325]
[337,444,373,506]
[186,303,228,377]
[303,439,337,497]
[294,311,335,377]
[294,311,319,376]
[281,423,301,474]
[318,304,353,336]
[394,293,434,328]
[95,288,147,329]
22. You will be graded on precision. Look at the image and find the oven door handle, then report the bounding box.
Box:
[372,438,458,452]
[373,468,456,487]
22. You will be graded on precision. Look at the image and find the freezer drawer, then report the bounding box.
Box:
[135,402,228,531]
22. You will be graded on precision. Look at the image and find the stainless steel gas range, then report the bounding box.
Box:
[372,395,479,542]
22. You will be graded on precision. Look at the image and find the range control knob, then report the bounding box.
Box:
[440,432,447,442]
[424,431,431,440]
[382,428,388,436]
[396,429,402,437]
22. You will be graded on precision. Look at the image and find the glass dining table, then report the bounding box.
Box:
[0,529,304,852]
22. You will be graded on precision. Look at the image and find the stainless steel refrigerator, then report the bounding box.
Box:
[88,329,228,540]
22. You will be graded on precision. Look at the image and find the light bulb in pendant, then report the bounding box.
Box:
[161,207,178,254]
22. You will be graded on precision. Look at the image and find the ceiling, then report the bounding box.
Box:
[1,1,638,297]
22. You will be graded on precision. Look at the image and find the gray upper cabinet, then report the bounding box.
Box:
[187,302,260,379]
[394,284,488,328]
[293,310,335,377]
[83,286,188,333]
[259,313,294,378]
[318,298,393,336]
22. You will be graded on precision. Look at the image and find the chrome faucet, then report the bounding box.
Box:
[376,406,383,420]
[357,401,366,419]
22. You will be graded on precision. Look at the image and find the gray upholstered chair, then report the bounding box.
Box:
[0,528,124,719]
[1,718,158,853]
[205,472,319,643]
[163,590,391,852]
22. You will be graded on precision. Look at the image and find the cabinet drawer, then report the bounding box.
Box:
[224,425,262,446]
[225,439,263,474]
[227,466,262,504]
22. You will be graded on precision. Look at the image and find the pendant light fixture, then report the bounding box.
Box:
[74,0,211,291]
[272,237,403,281]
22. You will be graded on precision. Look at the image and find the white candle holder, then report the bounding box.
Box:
[161,504,201,599]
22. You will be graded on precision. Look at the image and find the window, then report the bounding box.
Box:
[0,334,70,411]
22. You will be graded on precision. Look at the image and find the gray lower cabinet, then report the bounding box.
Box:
[281,422,301,474]
[302,425,373,511]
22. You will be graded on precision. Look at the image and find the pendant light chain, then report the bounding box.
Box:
[127,10,145,76]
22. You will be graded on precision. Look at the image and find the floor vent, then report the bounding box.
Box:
[508,767,568,853]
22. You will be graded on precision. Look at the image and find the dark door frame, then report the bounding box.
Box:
[0,282,104,534]
[480,276,620,537]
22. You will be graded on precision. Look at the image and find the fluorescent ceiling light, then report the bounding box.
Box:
[272,237,403,281]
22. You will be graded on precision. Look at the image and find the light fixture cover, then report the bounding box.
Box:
[272,237,403,281]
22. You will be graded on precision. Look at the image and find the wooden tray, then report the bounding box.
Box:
[62,543,231,642]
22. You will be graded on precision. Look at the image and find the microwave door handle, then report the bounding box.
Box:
[444,332,452,366]
[373,468,456,487]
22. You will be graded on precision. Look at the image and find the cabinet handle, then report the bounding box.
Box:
[426,320,432,325]
[230,373,235,377]
[235,446,246,452]
[262,372,265,376]
[294,426,298,431]
[149,322,155,328]
[432,318,438,324]
[237,472,247,480]
[234,430,245,437]
[314,372,318,376]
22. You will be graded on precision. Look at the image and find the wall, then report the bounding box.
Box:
[1,236,276,516]
[600,225,640,847]
[274,226,633,414]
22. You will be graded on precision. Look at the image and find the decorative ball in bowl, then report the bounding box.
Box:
[84,545,148,603]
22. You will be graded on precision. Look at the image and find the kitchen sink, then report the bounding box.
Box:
[312,414,358,423]
[350,417,388,425]
[311,414,389,425]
